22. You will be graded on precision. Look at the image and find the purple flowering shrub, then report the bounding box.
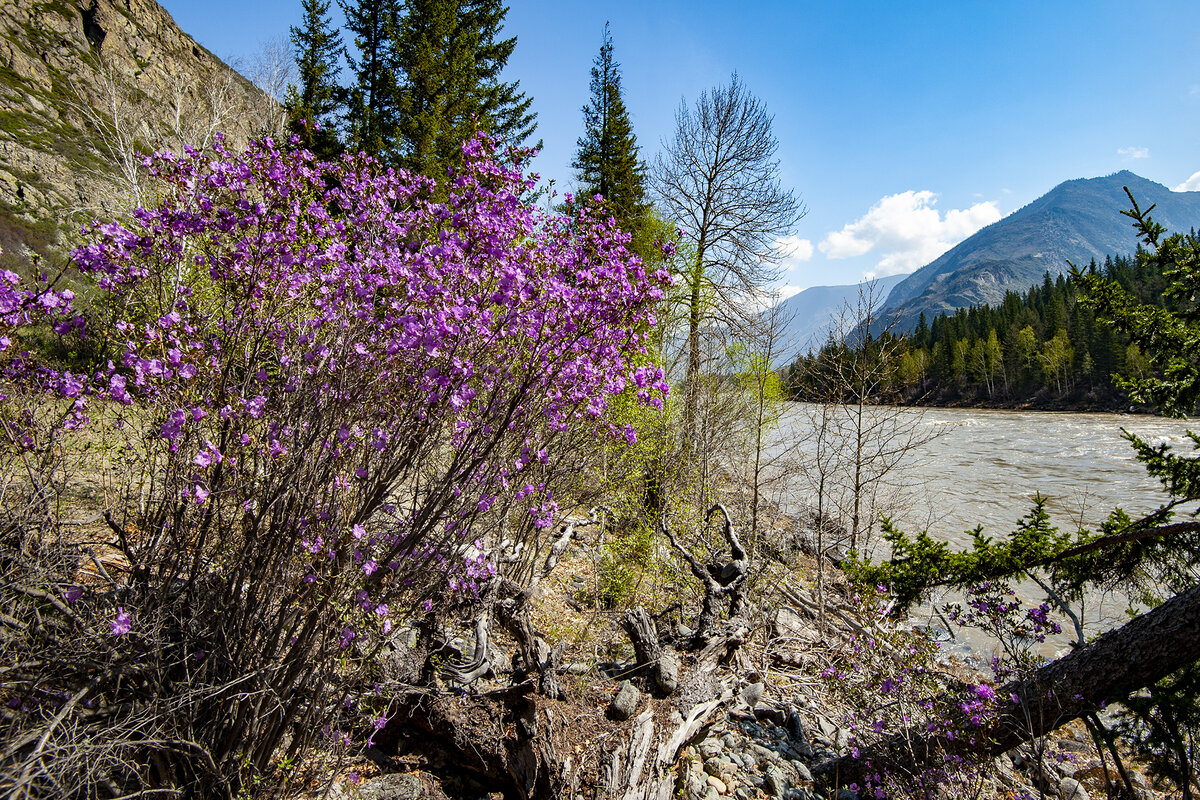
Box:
[817,588,1016,799]
[1,135,668,797]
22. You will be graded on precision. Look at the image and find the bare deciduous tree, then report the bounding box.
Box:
[789,282,944,562]
[653,73,805,431]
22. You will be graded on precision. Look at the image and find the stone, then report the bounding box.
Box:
[698,739,724,759]
[608,680,641,720]
[748,742,777,764]
[656,650,681,694]
[772,606,816,639]
[706,775,728,794]
[763,765,789,798]
[791,760,813,782]
[1059,777,1089,800]
[740,681,765,708]
[785,710,813,758]
[816,716,837,739]
[342,773,424,799]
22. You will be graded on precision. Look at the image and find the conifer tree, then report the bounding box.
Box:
[393,0,536,176]
[285,0,344,159]
[341,0,401,159]
[572,24,646,231]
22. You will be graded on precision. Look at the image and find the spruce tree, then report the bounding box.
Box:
[393,0,536,177]
[341,0,401,160]
[572,23,646,232]
[285,0,344,160]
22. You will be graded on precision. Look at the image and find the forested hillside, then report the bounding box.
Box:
[786,250,1177,411]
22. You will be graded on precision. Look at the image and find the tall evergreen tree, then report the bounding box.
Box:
[571,23,646,231]
[341,0,401,159]
[285,0,344,159]
[393,0,536,177]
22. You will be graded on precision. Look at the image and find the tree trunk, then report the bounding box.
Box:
[818,581,1200,789]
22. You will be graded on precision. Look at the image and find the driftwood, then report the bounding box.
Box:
[387,506,750,798]
[660,505,749,642]
[392,685,728,800]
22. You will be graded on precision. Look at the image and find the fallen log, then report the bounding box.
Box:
[817,581,1200,790]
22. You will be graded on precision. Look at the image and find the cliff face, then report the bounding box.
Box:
[0,0,273,265]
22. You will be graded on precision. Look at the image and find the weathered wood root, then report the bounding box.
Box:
[660,505,749,644]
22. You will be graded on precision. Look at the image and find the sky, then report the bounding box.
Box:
[159,0,1200,299]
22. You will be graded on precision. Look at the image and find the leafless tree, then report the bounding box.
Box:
[652,73,805,432]
[789,281,944,560]
[232,36,294,138]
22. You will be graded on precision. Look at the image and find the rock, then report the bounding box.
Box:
[1059,777,1088,800]
[791,760,813,782]
[740,682,765,708]
[763,765,789,798]
[785,709,813,758]
[706,775,728,794]
[816,716,837,740]
[608,680,640,720]
[656,650,680,694]
[748,742,777,764]
[772,606,816,639]
[698,740,724,759]
[341,773,424,799]
[0,0,273,250]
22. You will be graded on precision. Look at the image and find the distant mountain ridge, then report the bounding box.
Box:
[878,171,1200,331]
[772,274,904,365]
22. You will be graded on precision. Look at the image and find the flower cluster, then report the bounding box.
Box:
[1,132,672,781]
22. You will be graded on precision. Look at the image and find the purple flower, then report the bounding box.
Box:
[111,607,131,636]
[63,585,84,603]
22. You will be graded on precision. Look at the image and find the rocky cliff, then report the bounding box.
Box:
[0,0,273,269]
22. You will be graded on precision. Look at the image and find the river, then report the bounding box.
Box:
[772,404,1196,655]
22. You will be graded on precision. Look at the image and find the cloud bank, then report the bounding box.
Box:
[818,190,1001,277]
[1173,170,1200,192]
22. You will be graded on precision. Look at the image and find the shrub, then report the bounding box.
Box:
[0,134,668,797]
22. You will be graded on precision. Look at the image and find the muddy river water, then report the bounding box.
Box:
[773,404,1197,655]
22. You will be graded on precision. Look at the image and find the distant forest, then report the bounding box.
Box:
[784,252,1174,410]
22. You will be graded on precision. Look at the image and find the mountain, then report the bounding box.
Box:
[877,171,1200,332]
[0,0,273,270]
[771,274,904,365]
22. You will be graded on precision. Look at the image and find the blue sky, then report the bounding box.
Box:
[160,0,1200,297]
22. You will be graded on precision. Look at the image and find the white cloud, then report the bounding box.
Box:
[1173,170,1200,192]
[818,190,1001,277]
[774,235,814,269]
[1118,146,1150,160]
